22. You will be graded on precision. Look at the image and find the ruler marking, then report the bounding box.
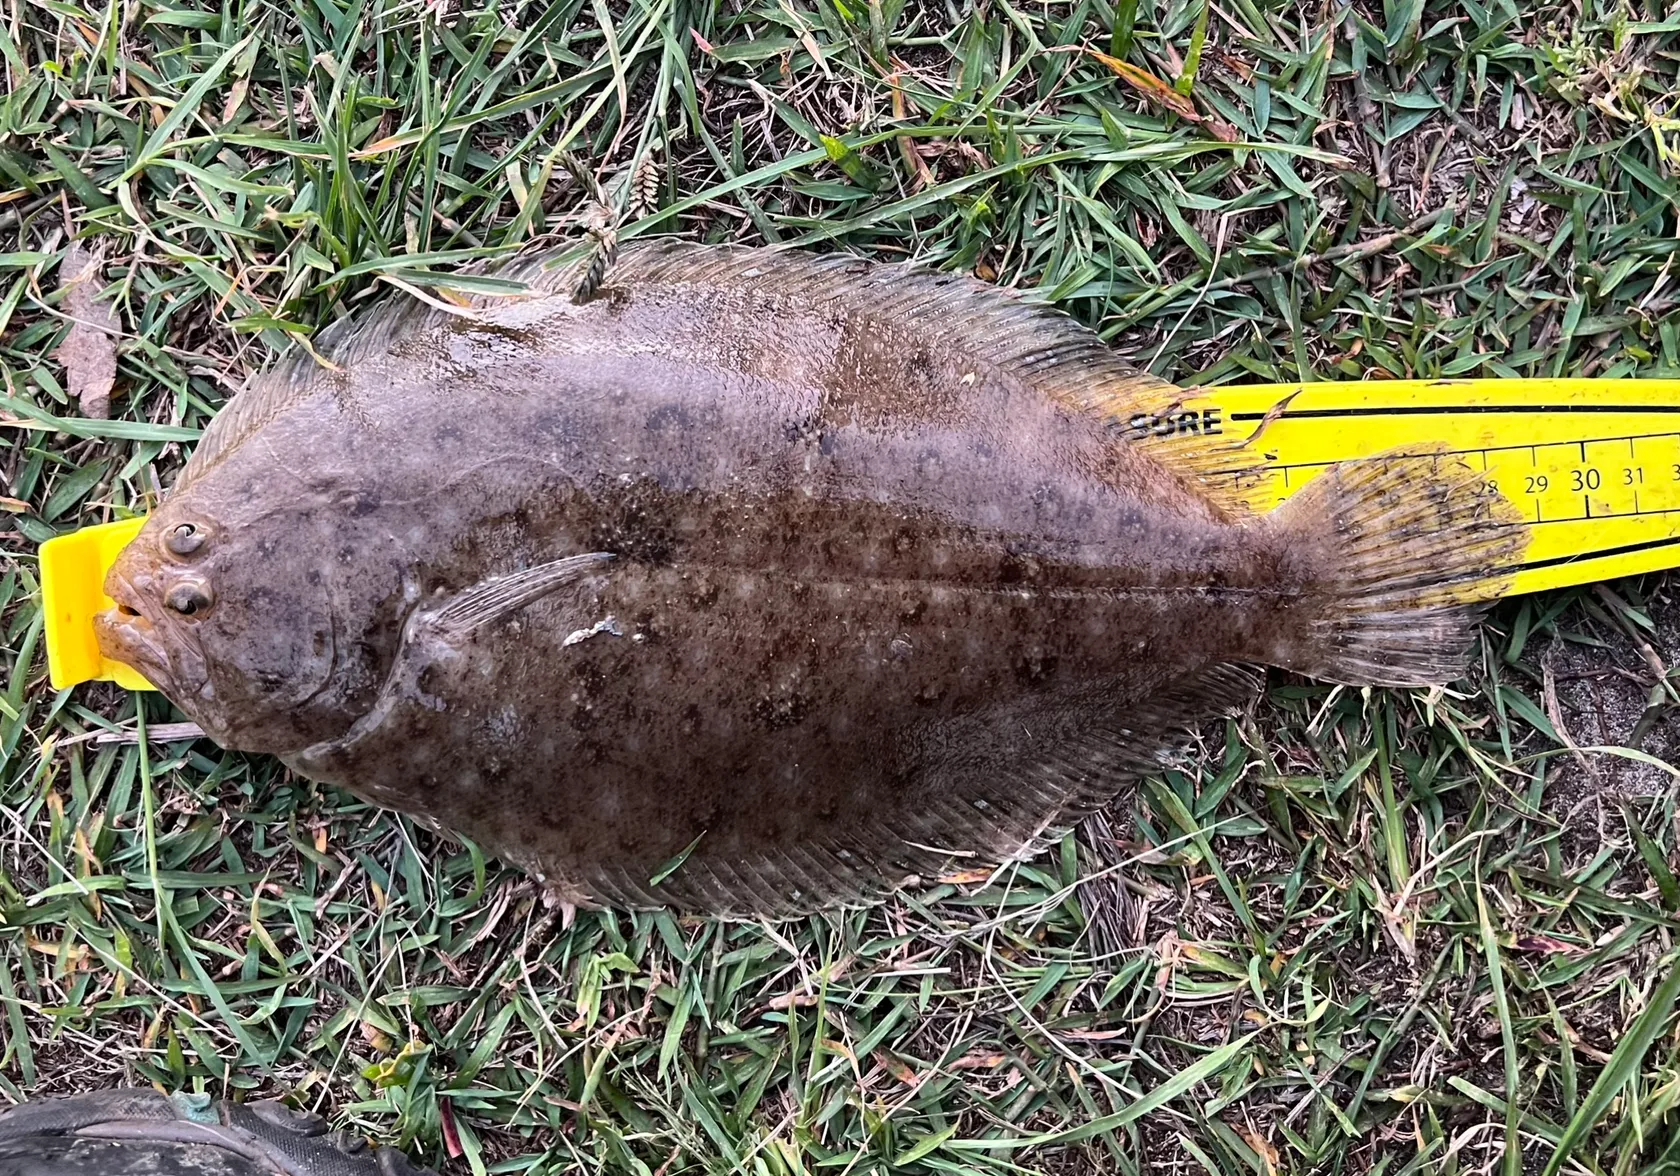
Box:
[1243,470,1680,526]
[1479,429,1680,455]
[1207,430,1680,479]
[1188,388,1680,589]
[1228,404,1680,422]
[1523,502,1680,525]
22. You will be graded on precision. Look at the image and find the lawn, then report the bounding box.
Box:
[4,0,1680,1173]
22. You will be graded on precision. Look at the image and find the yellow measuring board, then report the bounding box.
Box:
[40,514,152,691]
[36,378,1680,694]
[1186,378,1680,597]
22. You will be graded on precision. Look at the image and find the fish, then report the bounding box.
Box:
[93,241,1528,918]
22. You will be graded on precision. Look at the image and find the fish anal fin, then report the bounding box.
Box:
[546,663,1263,920]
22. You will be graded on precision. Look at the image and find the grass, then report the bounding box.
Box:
[3,0,1680,1172]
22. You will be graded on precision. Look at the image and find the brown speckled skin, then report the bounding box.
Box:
[93,245,1369,914]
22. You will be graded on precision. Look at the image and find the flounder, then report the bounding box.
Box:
[95,242,1527,917]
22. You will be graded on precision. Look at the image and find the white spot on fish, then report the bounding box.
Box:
[563,615,625,647]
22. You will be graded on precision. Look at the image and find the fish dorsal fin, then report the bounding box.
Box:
[173,240,1262,511]
[570,662,1264,919]
[600,241,1265,517]
[173,350,324,493]
[171,309,406,493]
[170,254,547,493]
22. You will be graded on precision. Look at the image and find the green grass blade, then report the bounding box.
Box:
[1542,955,1680,1176]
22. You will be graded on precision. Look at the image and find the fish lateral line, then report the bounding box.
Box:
[654,562,1309,604]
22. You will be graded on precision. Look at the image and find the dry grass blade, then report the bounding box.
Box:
[1084,49,1240,143]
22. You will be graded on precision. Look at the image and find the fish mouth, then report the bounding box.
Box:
[94,575,202,698]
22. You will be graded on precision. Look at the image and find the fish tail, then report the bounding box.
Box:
[1266,446,1530,687]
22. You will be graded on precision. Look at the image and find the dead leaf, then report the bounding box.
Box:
[1515,934,1583,956]
[873,1049,919,1084]
[1084,49,1241,143]
[1237,1126,1280,1176]
[55,243,121,420]
[820,1038,854,1063]
[799,30,830,79]
[221,76,250,126]
[26,935,89,966]
[889,73,935,190]
[1211,48,1255,83]
[353,134,410,158]
[439,1097,463,1159]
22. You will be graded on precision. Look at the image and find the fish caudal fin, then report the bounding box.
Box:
[1269,447,1529,687]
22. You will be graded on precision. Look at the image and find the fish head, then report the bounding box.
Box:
[95,495,364,754]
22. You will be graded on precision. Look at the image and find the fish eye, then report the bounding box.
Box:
[167,522,205,556]
[166,582,214,617]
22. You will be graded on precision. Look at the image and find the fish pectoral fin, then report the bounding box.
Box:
[429,552,615,639]
[289,550,616,775]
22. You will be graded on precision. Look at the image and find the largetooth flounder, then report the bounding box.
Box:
[95,242,1528,918]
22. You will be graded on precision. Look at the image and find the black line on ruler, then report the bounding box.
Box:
[1520,533,1680,573]
[1585,496,1592,518]
[1228,404,1680,422]
[1518,502,1680,526]
[1203,430,1680,479]
[1580,440,1587,461]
